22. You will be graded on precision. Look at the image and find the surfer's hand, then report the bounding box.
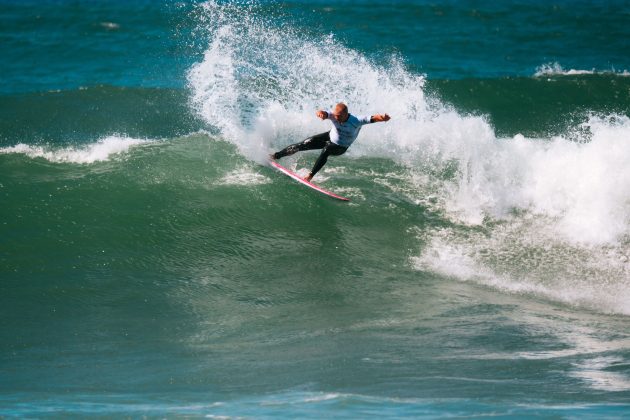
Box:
[316,110,328,120]
[372,113,391,122]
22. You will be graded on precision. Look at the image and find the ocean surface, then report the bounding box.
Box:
[2,0,630,417]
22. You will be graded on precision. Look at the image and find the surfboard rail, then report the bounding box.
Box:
[269,160,350,201]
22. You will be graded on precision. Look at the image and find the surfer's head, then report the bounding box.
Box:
[331,103,349,123]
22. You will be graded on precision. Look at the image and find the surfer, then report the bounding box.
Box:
[270,103,391,181]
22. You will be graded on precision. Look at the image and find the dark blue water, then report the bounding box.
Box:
[2,0,629,94]
[2,1,630,417]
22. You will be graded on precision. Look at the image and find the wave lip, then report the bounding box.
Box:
[0,136,150,164]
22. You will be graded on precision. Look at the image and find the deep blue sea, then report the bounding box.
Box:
[2,1,630,418]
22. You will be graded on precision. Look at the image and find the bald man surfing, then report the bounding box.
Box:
[270,103,391,182]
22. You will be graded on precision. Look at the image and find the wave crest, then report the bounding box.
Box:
[0,136,150,164]
[534,62,630,77]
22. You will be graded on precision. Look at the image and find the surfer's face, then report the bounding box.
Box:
[332,107,349,122]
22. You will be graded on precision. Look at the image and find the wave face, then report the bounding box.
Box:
[2,0,630,417]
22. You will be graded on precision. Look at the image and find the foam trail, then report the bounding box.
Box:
[0,136,150,164]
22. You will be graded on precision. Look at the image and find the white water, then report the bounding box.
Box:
[188,1,630,315]
[0,136,150,164]
[535,62,630,77]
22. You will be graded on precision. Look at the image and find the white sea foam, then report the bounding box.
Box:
[425,114,630,245]
[99,22,120,30]
[414,218,630,315]
[188,2,630,314]
[218,166,270,186]
[534,62,630,77]
[0,136,150,164]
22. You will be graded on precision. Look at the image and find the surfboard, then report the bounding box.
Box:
[269,160,350,202]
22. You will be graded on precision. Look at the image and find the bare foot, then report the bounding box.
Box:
[304,174,313,182]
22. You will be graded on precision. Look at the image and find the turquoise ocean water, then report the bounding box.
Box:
[2,1,630,417]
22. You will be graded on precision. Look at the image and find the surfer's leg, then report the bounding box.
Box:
[272,132,329,159]
[307,142,347,180]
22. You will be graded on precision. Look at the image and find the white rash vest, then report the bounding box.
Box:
[326,112,372,148]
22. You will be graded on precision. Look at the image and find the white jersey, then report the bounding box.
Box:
[327,112,372,147]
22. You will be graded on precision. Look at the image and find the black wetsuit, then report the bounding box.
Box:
[272,132,348,177]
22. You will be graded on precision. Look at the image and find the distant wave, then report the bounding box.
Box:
[0,136,151,164]
[534,62,630,77]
